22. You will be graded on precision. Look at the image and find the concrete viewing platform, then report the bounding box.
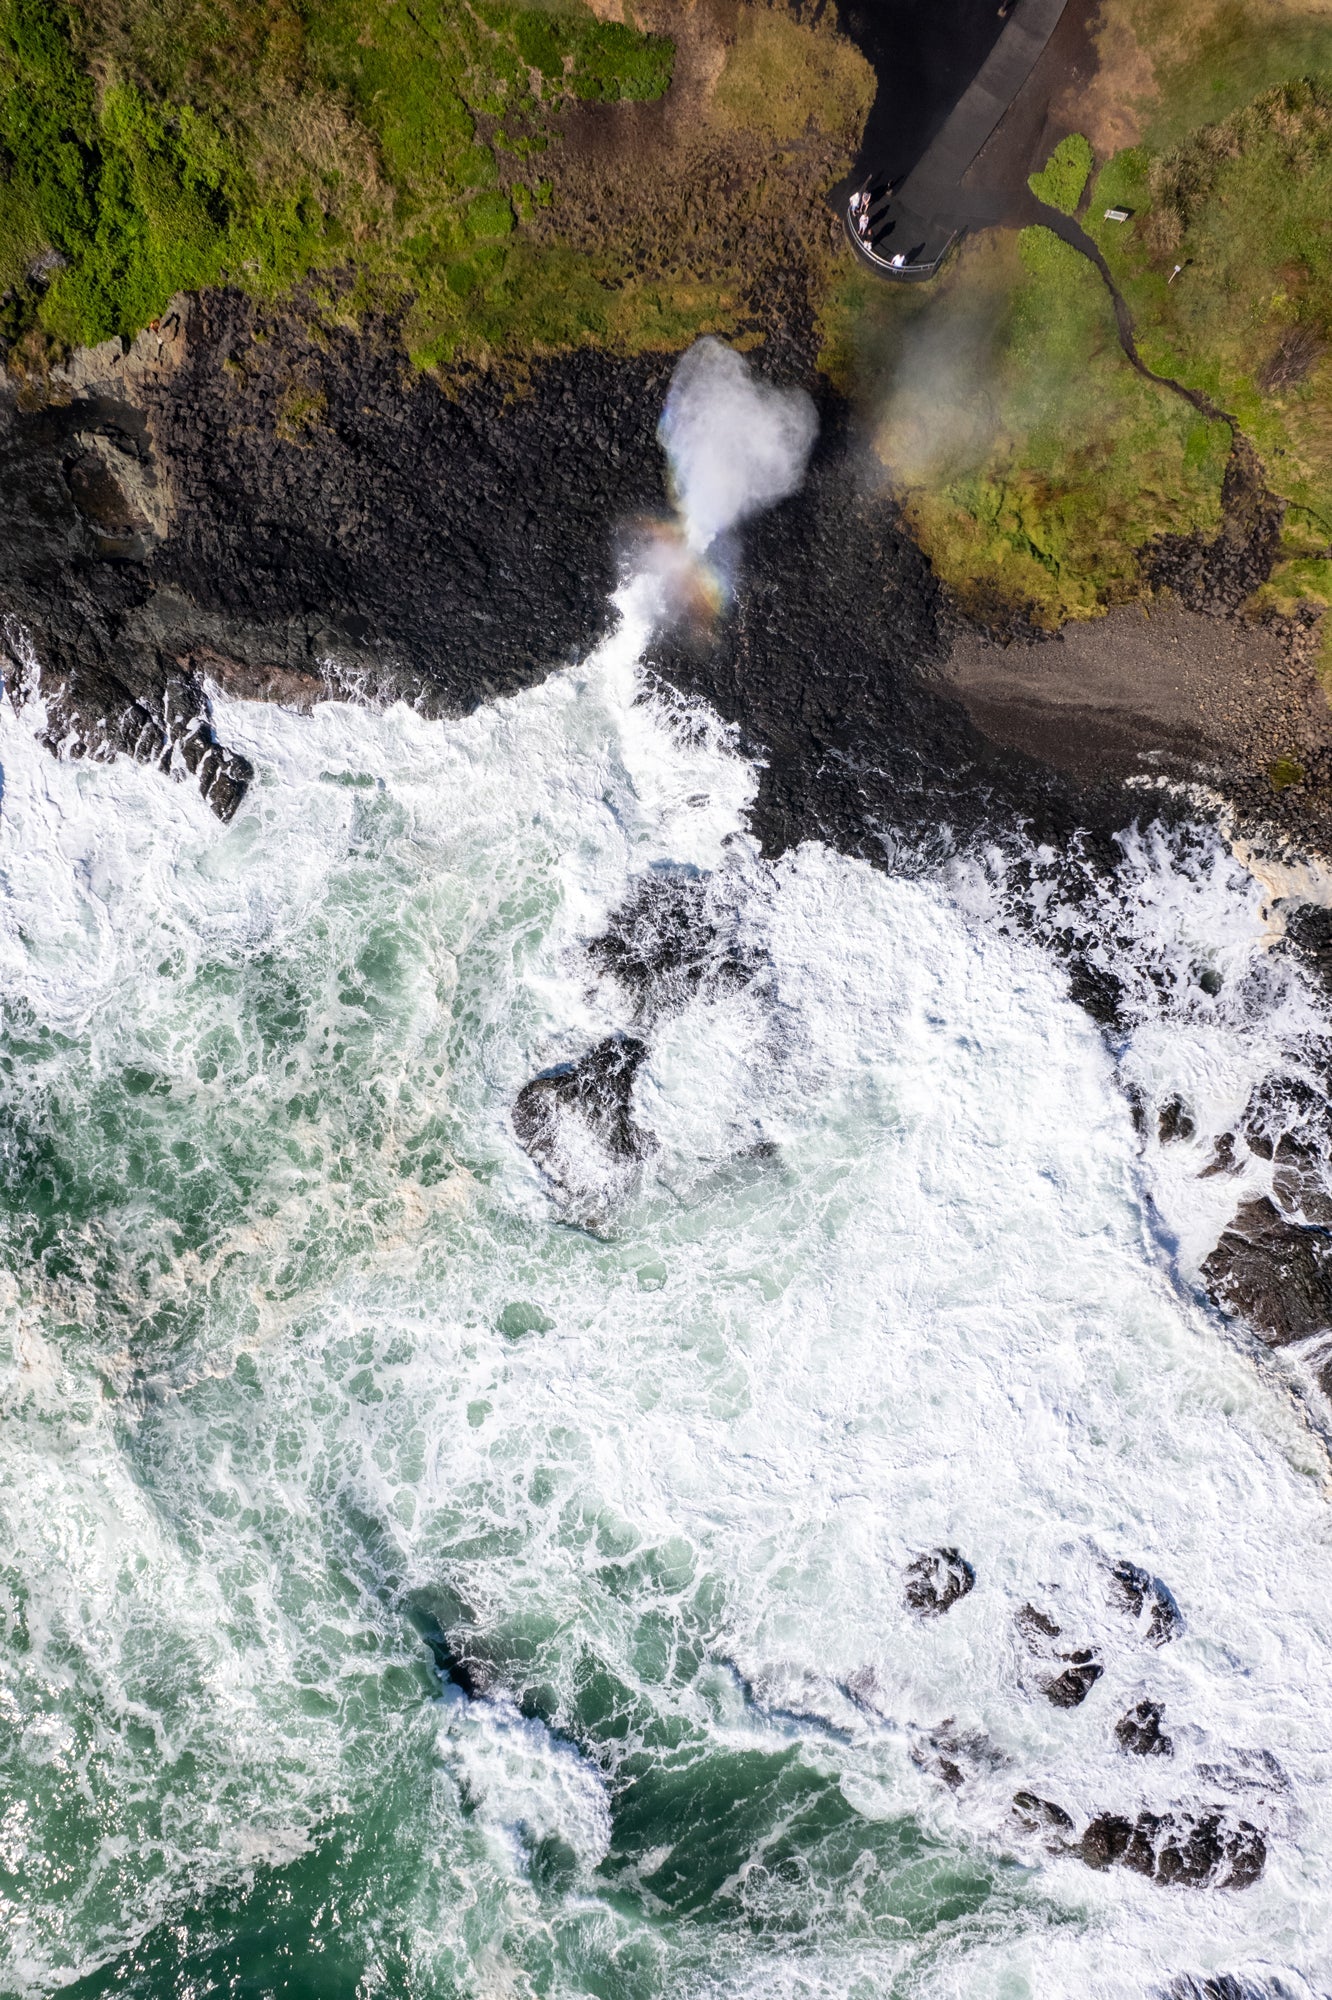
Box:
[847,0,1071,278]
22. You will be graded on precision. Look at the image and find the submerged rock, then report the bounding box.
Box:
[911,1718,1006,1791]
[1167,1973,1309,1999]
[437,1649,496,1700]
[587,871,757,1023]
[904,1547,976,1617]
[1043,1651,1104,1709]
[1158,1095,1196,1144]
[1202,1195,1332,1349]
[1016,1601,1103,1707]
[513,1033,653,1217]
[1011,1790,1075,1842]
[497,1301,555,1339]
[1016,1602,1061,1644]
[1109,1558,1183,1645]
[405,1600,498,1699]
[1115,1698,1174,1757]
[1080,1807,1265,1889]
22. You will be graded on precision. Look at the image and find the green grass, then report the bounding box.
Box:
[0,0,872,368]
[825,227,1229,625]
[822,2,1332,636]
[1085,67,1332,619]
[0,0,676,357]
[1027,133,1093,214]
[1124,0,1332,146]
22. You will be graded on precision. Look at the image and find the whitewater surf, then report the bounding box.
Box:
[2,344,1332,2000]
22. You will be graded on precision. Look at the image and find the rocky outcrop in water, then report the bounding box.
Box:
[1116,1698,1174,1757]
[1010,1790,1075,1842]
[1016,1601,1104,1708]
[1080,1806,1266,1889]
[1109,1559,1183,1646]
[1167,1975,1309,1999]
[903,1547,976,1617]
[513,1033,653,1218]
[1202,1196,1332,1359]
[588,870,758,1023]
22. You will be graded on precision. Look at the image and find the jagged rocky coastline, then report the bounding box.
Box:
[0,283,1159,846]
[5,291,1332,1476]
[0,284,1302,857]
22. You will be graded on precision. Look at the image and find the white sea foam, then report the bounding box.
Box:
[439,1692,613,1877]
[1,604,1332,2000]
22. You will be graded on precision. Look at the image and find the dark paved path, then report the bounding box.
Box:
[849,0,1072,275]
[839,0,1011,188]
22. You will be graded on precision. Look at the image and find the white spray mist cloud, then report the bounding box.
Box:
[657,337,818,554]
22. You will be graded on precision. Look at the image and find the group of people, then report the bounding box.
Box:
[848,187,879,244]
[847,185,913,268]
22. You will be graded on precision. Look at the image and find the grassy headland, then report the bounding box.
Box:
[0,0,871,368]
[824,0,1332,641]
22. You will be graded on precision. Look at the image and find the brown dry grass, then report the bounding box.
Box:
[1088,0,1332,151]
[524,0,872,347]
[709,3,873,147]
[1066,3,1157,156]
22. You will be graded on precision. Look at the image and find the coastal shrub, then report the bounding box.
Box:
[1147,77,1332,254]
[1027,133,1094,214]
[0,0,99,299]
[0,0,871,370]
[567,18,674,102]
[0,0,676,354]
[464,191,514,240]
[0,0,330,343]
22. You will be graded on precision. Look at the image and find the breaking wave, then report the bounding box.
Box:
[2,346,1332,2000]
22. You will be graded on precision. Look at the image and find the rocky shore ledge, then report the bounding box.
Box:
[1,284,1120,854]
[5,291,1332,1411]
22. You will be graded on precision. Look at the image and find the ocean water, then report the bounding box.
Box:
[5,340,1332,1999]
[2,575,1332,2000]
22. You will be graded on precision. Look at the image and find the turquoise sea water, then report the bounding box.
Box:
[2,580,1332,1999]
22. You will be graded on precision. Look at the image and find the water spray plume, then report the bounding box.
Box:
[657,337,819,555]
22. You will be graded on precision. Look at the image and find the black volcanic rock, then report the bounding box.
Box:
[1115,1698,1174,1757]
[1168,1976,1292,1999]
[1109,1559,1183,1646]
[1080,1808,1265,1889]
[1143,440,1284,618]
[145,294,674,703]
[1043,1651,1104,1709]
[1011,1790,1074,1839]
[513,1034,653,1216]
[588,871,757,1023]
[1158,1095,1196,1144]
[643,425,1120,866]
[904,1547,976,1617]
[1016,1601,1103,1707]
[1,288,1151,887]
[0,298,678,822]
[1202,1196,1332,1350]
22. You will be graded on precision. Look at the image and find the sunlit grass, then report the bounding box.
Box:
[824,229,1228,626]
[0,0,675,355]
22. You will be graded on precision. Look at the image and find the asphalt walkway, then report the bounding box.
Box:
[850,0,1071,275]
